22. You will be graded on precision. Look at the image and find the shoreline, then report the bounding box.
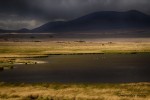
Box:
[0,51,150,58]
[0,39,150,70]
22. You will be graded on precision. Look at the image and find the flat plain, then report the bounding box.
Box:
[0,37,150,100]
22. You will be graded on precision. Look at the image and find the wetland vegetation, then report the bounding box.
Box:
[0,38,150,100]
[0,39,150,71]
[0,39,150,57]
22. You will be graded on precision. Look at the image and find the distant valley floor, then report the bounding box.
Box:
[0,37,150,58]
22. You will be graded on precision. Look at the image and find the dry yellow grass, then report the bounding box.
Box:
[0,82,149,100]
[0,39,150,100]
[0,40,150,58]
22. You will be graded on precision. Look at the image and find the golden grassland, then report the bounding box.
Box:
[0,41,150,58]
[0,40,150,70]
[0,82,149,100]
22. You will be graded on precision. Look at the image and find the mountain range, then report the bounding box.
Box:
[0,10,150,34]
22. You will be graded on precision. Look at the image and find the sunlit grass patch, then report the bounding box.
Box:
[0,41,150,58]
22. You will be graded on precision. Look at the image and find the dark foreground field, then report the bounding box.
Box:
[0,82,149,100]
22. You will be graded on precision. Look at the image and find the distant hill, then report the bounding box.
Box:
[0,10,150,34]
[17,28,30,33]
[0,28,30,33]
[31,10,150,33]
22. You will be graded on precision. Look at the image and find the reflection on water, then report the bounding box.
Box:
[0,54,150,83]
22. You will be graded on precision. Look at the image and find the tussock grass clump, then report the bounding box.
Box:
[0,58,45,71]
[0,63,13,71]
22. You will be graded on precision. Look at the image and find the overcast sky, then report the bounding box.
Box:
[0,0,150,30]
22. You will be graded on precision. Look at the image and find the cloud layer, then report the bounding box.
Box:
[0,0,150,29]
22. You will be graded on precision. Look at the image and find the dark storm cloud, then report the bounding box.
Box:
[0,0,150,29]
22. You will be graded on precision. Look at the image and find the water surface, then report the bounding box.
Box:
[0,54,150,83]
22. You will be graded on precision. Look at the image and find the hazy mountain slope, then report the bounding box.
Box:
[0,10,150,34]
[31,10,150,33]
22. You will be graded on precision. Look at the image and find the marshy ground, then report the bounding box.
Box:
[0,38,150,70]
[0,38,150,100]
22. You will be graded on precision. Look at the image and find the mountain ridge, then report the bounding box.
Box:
[31,10,150,33]
[0,10,150,33]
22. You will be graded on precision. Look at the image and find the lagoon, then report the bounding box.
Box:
[0,54,150,83]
